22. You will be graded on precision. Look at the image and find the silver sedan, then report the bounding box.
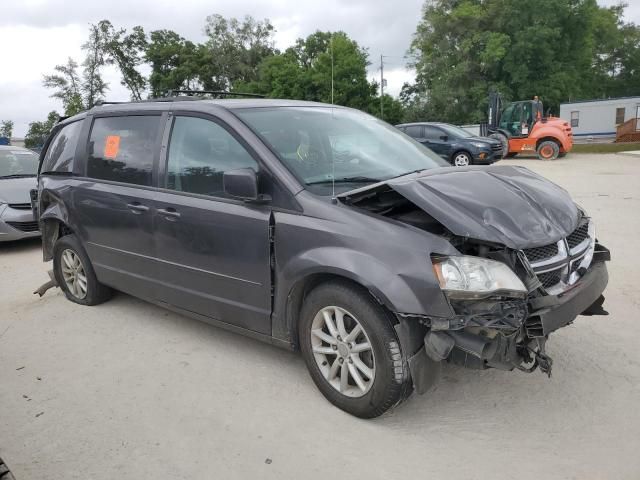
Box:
[0,145,40,241]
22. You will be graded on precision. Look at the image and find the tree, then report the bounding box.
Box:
[201,15,277,90]
[95,20,147,101]
[0,120,13,139]
[407,0,640,124]
[82,24,108,108]
[242,31,377,112]
[24,112,60,149]
[146,29,209,97]
[43,58,85,116]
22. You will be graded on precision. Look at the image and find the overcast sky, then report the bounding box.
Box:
[1,0,638,137]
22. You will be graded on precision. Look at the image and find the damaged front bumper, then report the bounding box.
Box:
[396,248,610,395]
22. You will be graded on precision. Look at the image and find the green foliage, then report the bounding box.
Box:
[24,112,59,149]
[0,120,13,139]
[240,31,385,116]
[43,58,85,116]
[95,20,147,101]
[407,0,640,124]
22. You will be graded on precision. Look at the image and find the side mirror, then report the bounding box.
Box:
[440,135,448,141]
[223,168,263,202]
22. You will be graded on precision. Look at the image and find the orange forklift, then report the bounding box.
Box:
[485,91,573,160]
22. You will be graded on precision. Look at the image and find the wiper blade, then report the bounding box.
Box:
[390,168,428,179]
[0,174,36,179]
[306,176,381,185]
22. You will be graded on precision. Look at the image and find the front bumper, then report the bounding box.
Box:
[473,148,502,164]
[0,204,40,242]
[527,260,608,336]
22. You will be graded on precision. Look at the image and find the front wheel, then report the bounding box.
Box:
[452,151,472,167]
[299,281,412,418]
[537,140,560,160]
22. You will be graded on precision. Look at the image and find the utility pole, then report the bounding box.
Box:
[380,54,384,119]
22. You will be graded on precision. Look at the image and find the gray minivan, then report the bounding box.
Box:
[36,98,610,418]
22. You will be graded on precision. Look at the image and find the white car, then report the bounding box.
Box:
[0,145,40,241]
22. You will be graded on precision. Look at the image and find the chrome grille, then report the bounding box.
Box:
[567,223,589,249]
[8,203,32,210]
[523,243,559,263]
[6,221,39,232]
[522,218,593,293]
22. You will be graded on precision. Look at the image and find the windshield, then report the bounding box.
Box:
[439,124,476,139]
[0,149,39,177]
[235,107,448,194]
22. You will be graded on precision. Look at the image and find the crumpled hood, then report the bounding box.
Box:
[0,177,37,204]
[339,165,579,249]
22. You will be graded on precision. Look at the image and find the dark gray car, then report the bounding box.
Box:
[36,99,610,418]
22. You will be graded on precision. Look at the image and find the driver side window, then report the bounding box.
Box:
[166,116,258,197]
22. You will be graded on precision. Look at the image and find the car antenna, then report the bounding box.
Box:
[330,33,337,203]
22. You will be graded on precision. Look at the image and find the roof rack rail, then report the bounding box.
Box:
[168,89,266,99]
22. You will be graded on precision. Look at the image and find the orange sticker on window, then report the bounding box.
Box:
[104,135,121,159]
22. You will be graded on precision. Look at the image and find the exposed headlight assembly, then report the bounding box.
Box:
[432,256,527,299]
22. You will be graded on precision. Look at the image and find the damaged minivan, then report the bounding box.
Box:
[36,98,610,418]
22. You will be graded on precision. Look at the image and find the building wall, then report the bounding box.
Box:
[560,97,640,138]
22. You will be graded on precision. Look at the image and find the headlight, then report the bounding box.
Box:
[432,256,527,299]
[471,142,489,149]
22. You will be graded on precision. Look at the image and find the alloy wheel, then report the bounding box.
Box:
[61,249,88,300]
[454,153,470,166]
[310,306,376,398]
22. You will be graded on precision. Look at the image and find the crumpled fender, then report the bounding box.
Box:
[38,188,71,261]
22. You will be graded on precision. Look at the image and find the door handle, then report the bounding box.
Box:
[157,207,181,220]
[127,202,149,214]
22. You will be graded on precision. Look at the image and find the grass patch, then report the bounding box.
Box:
[572,142,640,154]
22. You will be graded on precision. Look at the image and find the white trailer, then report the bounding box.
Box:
[560,96,640,141]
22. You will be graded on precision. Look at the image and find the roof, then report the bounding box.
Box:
[560,95,640,106]
[60,98,344,126]
[396,122,452,127]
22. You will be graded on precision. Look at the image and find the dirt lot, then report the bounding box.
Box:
[1,153,639,480]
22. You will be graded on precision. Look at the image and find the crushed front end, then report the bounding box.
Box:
[417,214,610,379]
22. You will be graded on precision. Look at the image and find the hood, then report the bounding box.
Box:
[0,177,37,204]
[338,165,579,249]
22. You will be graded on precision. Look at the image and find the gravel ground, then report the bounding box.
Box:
[1,153,639,480]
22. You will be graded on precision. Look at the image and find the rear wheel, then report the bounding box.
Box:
[53,234,112,306]
[299,281,412,418]
[537,140,560,160]
[504,152,518,158]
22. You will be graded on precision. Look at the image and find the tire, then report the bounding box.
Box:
[489,132,509,157]
[537,140,560,160]
[299,281,412,418]
[558,152,567,158]
[505,152,518,158]
[452,151,472,167]
[53,234,112,306]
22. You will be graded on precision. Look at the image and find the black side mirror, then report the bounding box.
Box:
[223,168,265,202]
[440,135,448,141]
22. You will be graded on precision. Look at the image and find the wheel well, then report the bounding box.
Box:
[42,219,74,261]
[536,137,561,149]
[284,273,394,351]
[450,149,471,161]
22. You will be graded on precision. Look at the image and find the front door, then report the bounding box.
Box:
[423,125,450,158]
[74,114,164,299]
[152,114,272,334]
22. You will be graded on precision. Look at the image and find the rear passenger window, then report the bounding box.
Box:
[166,116,258,197]
[404,125,423,138]
[42,121,82,174]
[87,116,161,186]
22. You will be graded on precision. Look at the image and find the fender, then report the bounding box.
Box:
[38,184,71,261]
[271,245,454,345]
[531,123,571,151]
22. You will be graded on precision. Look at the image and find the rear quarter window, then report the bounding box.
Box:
[41,121,82,174]
[86,115,161,186]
